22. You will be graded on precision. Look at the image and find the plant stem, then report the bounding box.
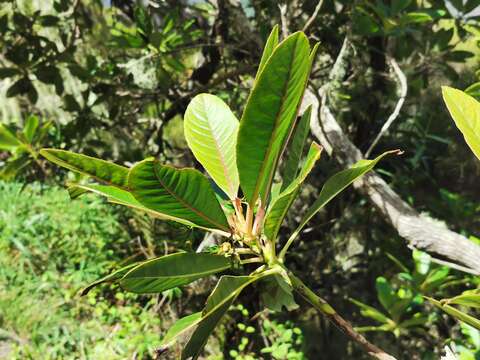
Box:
[245,205,254,236]
[288,272,397,360]
[236,248,258,255]
[278,231,298,260]
[240,257,263,265]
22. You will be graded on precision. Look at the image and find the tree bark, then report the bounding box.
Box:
[301,88,480,275]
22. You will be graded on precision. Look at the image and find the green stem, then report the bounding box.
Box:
[236,248,258,255]
[278,231,298,260]
[288,272,397,360]
[240,257,263,265]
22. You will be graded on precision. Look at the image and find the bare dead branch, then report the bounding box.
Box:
[365,57,408,157]
[278,3,289,38]
[301,38,480,275]
[302,0,325,32]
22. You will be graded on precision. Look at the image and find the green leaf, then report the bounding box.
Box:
[264,142,321,241]
[23,115,39,143]
[128,160,230,232]
[376,277,397,311]
[289,150,397,243]
[0,156,31,180]
[237,32,312,206]
[35,65,62,86]
[40,149,129,187]
[352,7,380,36]
[465,82,480,100]
[184,94,240,199]
[120,253,231,294]
[281,105,312,190]
[182,273,273,359]
[391,0,411,15]
[134,5,152,36]
[421,267,449,293]
[349,298,391,324]
[0,68,21,79]
[355,325,392,333]
[39,15,59,27]
[401,12,433,24]
[0,15,7,34]
[427,297,480,330]
[67,183,140,204]
[261,274,298,312]
[6,77,32,97]
[161,312,202,346]
[67,183,214,229]
[255,25,279,81]
[398,313,429,329]
[445,51,475,62]
[413,249,431,275]
[0,124,21,151]
[282,150,399,248]
[81,262,139,296]
[442,86,480,160]
[64,94,82,112]
[446,293,480,309]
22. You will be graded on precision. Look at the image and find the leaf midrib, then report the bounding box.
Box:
[201,96,236,198]
[250,35,302,205]
[153,163,229,231]
[124,266,231,280]
[74,183,200,228]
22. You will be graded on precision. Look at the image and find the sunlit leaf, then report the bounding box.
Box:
[442,86,480,160]
[81,262,139,296]
[0,123,21,151]
[255,25,279,80]
[427,297,480,330]
[40,149,129,187]
[376,277,397,311]
[184,93,239,199]
[446,292,480,309]
[23,115,39,143]
[237,32,314,206]
[349,298,391,324]
[128,160,230,231]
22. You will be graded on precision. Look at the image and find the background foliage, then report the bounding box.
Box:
[1,0,479,359]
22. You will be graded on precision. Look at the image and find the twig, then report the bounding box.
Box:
[278,3,289,38]
[240,257,263,265]
[289,272,397,360]
[196,232,217,253]
[365,57,407,157]
[136,236,150,259]
[302,0,324,32]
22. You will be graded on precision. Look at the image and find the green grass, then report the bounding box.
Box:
[0,182,161,359]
